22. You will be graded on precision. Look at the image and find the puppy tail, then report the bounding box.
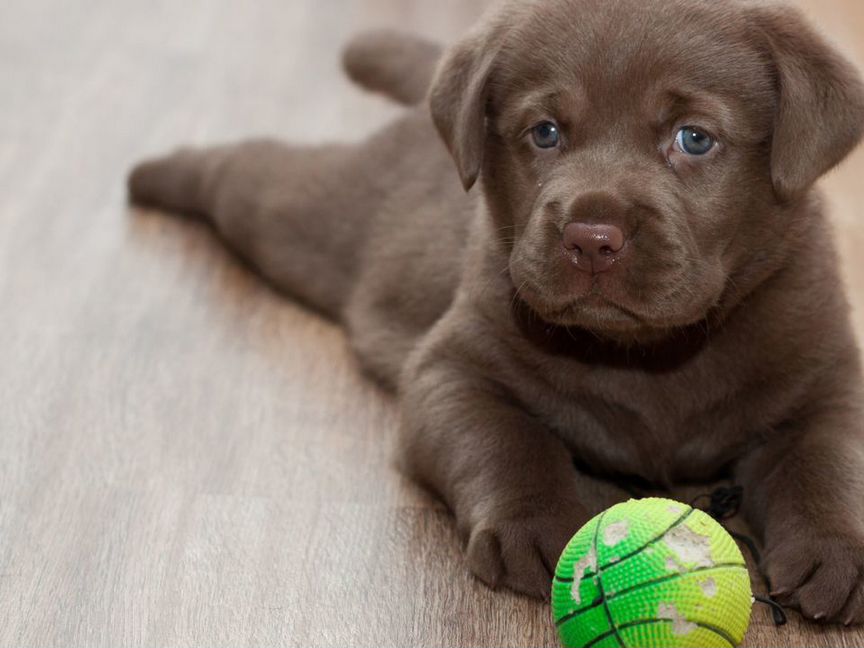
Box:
[127,148,225,216]
[343,30,443,106]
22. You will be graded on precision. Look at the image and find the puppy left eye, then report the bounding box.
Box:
[531,121,561,149]
[675,126,715,156]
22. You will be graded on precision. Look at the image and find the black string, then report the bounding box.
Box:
[692,486,787,628]
[755,595,789,626]
[729,531,762,568]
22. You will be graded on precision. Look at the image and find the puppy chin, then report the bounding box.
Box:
[516,284,715,345]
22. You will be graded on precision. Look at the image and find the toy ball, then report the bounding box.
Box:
[552,497,752,648]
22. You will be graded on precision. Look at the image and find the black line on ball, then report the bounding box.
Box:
[554,595,604,627]
[591,509,625,647]
[583,618,736,648]
[556,506,695,584]
[605,561,747,602]
[554,562,747,626]
[603,506,694,571]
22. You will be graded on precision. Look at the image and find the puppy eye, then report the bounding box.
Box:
[531,121,561,149]
[675,126,715,156]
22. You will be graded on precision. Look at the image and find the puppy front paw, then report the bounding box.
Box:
[466,500,587,600]
[763,531,864,625]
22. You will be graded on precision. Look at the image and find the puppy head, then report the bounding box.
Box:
[430,0,864,341]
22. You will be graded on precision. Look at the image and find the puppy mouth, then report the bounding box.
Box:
[516,280,713,334]
[517,282,649,331]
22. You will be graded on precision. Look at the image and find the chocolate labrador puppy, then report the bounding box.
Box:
[129,0,864,625]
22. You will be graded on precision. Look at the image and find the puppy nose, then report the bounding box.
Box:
[563,222,626,274]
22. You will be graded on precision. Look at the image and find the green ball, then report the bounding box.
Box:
[551,498,753,648]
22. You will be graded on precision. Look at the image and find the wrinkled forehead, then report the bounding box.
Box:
[491,0,776,138]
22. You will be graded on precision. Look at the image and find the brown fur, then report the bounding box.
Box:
[129,0,864,624]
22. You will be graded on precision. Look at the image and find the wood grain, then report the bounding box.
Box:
[0,0,861,646]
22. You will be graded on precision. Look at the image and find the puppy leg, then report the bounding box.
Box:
[128,140,373,317]
[736,398,864,625]
[399,350,588,599]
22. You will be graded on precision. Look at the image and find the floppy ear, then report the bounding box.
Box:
[428,21,504,191]
[754,7,864,201]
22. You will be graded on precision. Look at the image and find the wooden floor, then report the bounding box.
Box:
[1,1,863,646]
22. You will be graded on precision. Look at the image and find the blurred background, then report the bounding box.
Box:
[0,1,862,646]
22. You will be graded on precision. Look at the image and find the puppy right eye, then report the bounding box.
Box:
[675,126,716,156]
[531,122,561,149]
